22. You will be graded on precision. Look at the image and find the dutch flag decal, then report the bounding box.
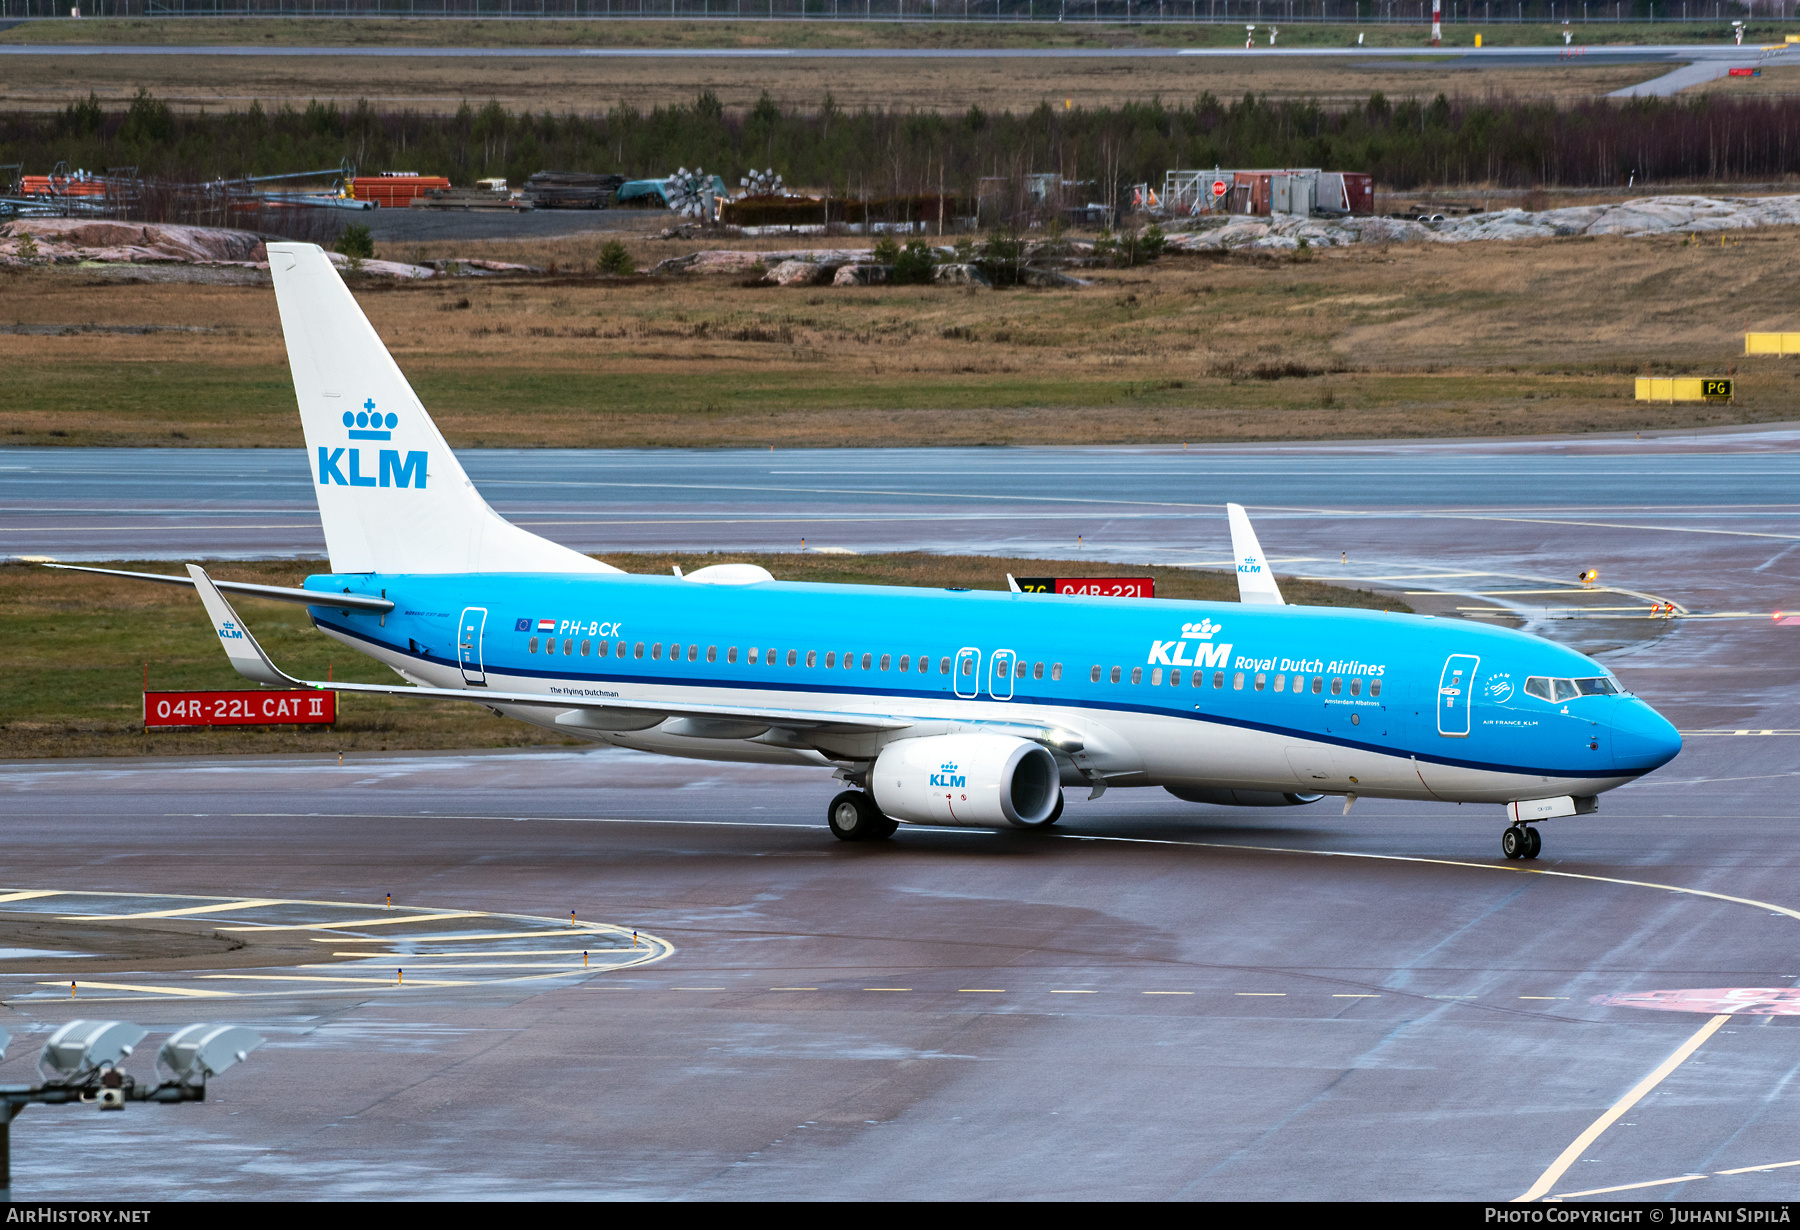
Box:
[536,619,556,632]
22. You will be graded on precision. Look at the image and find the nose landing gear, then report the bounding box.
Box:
[1502,823,1542,861]
[827,790,898,842]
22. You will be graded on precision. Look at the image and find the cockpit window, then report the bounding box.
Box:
[1526,675,1619,702]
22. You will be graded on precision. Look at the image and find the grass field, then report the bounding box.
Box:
[0,16,1775,49]
[0,46,1669,113]
[4,227,1795,449]
[0,552,1405,760]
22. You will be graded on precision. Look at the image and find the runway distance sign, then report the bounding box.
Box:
[144,690,336,728]
[1017,577,1156,598]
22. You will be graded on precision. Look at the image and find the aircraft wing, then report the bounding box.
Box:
[184,564,911,734]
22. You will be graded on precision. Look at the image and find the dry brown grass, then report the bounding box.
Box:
[5,225,1797,449]
[0,50,1662,114]
[0,551,1400,759]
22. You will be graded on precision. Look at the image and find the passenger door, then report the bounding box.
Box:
[458,606,488,686]
[1437,654,1479,737]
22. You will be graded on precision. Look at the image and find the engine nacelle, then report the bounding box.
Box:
[872,734,1061,829]
[1165,786,1324,807]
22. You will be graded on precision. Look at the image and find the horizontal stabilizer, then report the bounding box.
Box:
[1227,503,1285,607]
[46,563,394,613]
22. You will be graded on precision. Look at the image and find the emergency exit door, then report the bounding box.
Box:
[1437,654,1479,737]
[458,606,488,686]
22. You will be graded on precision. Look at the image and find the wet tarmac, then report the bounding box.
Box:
[3,431,1799,1198]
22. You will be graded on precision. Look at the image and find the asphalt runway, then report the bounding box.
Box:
[4,431,1800,1198]
[1,735,1799,1200]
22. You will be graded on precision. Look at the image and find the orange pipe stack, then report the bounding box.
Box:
[350,175,451,208]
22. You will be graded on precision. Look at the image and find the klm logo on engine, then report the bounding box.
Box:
[317,398,427,489]
[929,761,967,788]
[1147,620,1232,668]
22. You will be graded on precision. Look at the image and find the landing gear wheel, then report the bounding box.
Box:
[827,790,897,842]
[1524,826,1542,860]
[1501,826,1526,860]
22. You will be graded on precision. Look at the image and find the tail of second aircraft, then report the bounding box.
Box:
[267,242,615,576]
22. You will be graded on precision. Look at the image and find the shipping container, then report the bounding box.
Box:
[350,175,451,207]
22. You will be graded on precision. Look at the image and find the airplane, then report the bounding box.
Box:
[53,242,1682,859]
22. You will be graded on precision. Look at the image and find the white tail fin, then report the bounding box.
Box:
[1227,503,1285,606]
[267,242,616,576]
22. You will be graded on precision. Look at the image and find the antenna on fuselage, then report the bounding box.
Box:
[1227,504,1286,607]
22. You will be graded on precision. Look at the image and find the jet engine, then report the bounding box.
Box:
[872,734,1061,829]
[1165,786,1324,807]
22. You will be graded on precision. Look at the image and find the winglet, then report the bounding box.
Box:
[1227,504,1285,606]
[186,564,306,688]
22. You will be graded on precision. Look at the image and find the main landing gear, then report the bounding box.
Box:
[827,790,898,843]
[1502,823,1542,861]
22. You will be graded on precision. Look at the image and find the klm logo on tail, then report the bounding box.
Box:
[317,398,428,489]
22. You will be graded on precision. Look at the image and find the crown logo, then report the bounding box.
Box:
[940,762,959,773]
[1181,619,1222,640]
[345,398,396,441]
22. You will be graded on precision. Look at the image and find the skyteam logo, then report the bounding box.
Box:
[317,397,428,490]
[1149,621,1232,669]
[929,761,967,788]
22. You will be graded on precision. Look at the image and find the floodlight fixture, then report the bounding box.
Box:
[38,1020,148,1083]
[157,1025,264,1087]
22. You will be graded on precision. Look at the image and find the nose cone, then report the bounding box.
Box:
[1612,698,1682,774]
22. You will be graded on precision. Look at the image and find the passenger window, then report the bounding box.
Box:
[1131,667,1144,685]
[546,639,557,656]
[687,644,698,662]
[650,642,661,660]
[1552,678,1580,702]
[1349,678,1361,697]
[1110,666,1122,684]
[963,657,975,677]
[614,641,624,658]
[881,654,891,671]
[1051,664,1062,681]
[805,651,817,668]
[1170,669,1181,687]
[826,651,836,667]
[865,653,875,670]
[727,647,738,664]
[1233,671,1244,690]
[1149,667,1161,686]
[1254,672,1265,691]
[670,643,681,661]
[1213,671,1224,689]
[1015,660,1027,678]
[1193,670,1204,688]
[1293,675,1304,693]
[941,657,952,675]
[786,650,798,667]
[1370,680,1381,698]
[1091,666,1102,683]
[767,648,779,666]
[899,655,910,672]
[597,640,609,658]
[1311,676,1322,694]
[1273,673,1285,692]
[748,647,759,664]
[706,646,717,663]
[634,642,645,659]
[1033,662,1043,680]
[1330,678,1342,696]
[529,637,539,653]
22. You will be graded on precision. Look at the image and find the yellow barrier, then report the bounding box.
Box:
[1635,377,1734,402]
[1746,332,1800,356]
